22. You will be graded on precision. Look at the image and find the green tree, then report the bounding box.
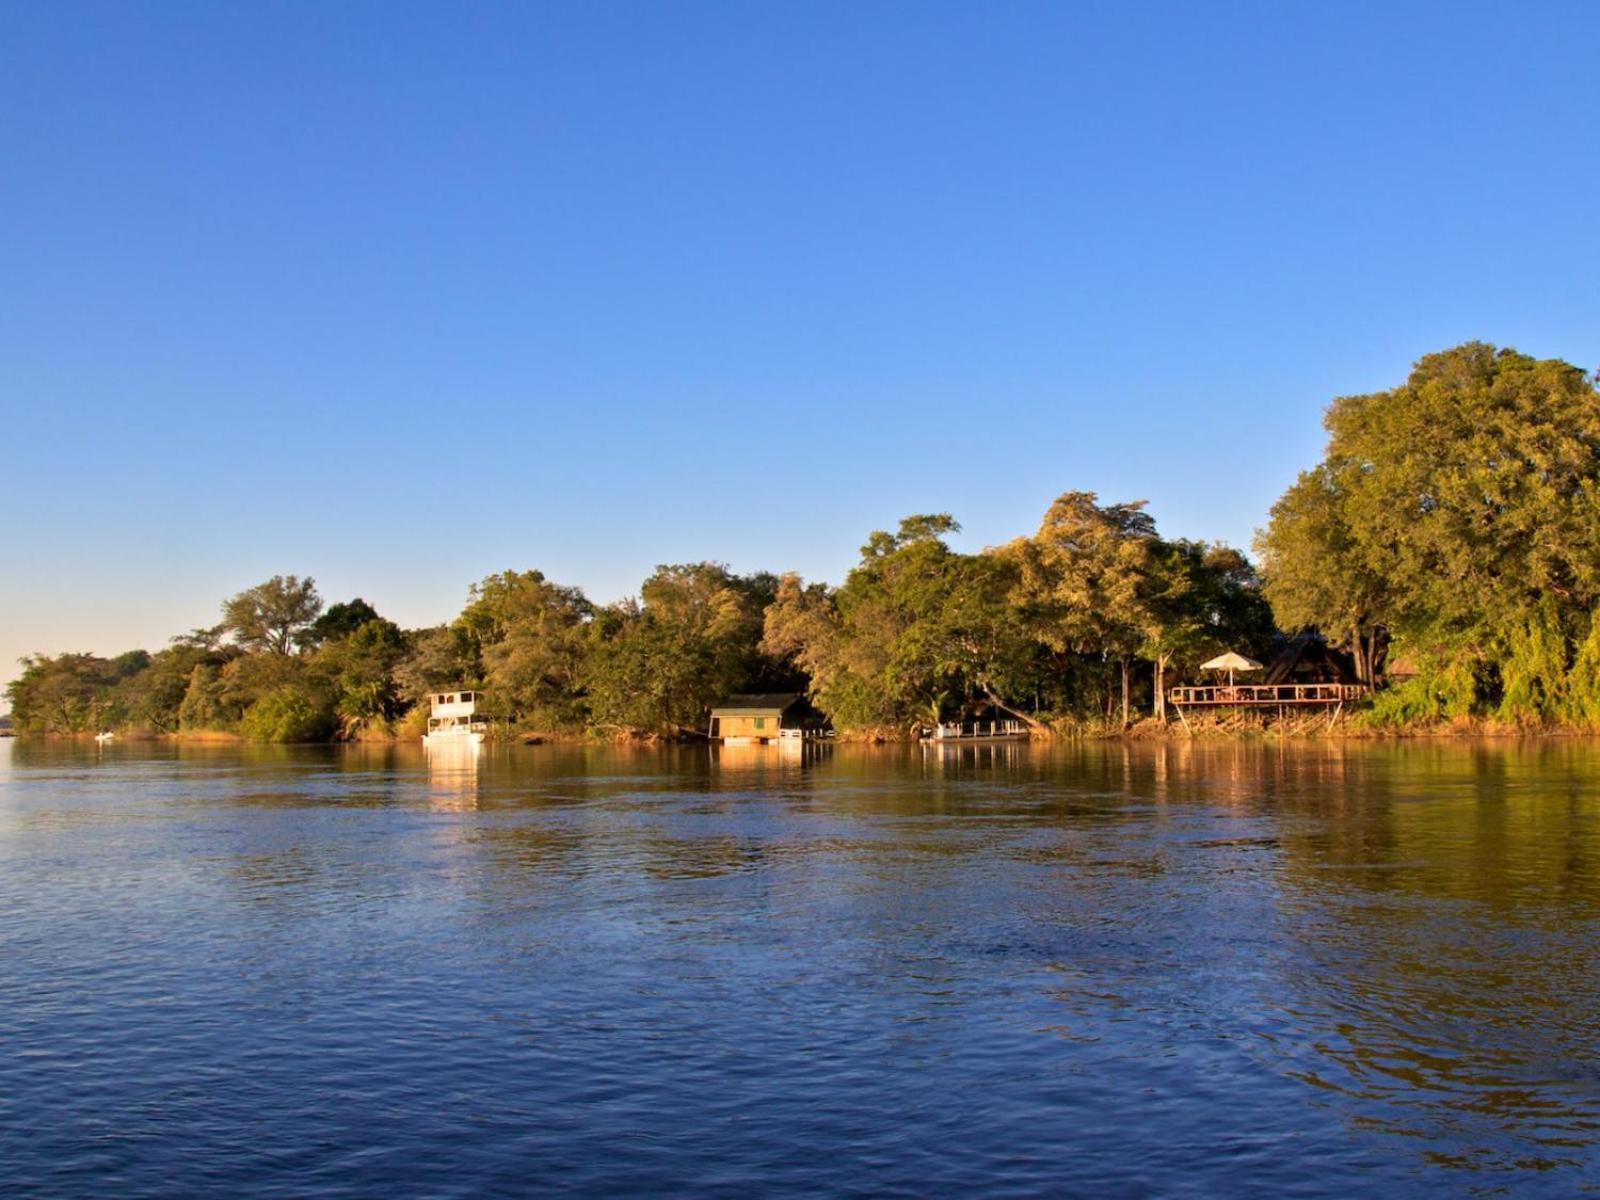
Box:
[217,651,308,723]
[308,598,383,645]
[762,516,956,733]
[1136,542,1206,722]
[937,550,1051,729]
[761,573,854,714]
[221,575,324,655]
[1141,541,1277,719]
[1259,342,1600,718]
[311,617,409,731]
[113,644,224,733]
[178,663,230,731]
[393,625,475,704]
[1012,492,1157,727]
[240,684,337,743]
[1327,344,1600,633]
[1496,598,1569,723]
[586,563,786,734]
[5,653,129,733]
[764,516,1051,734]
[1565,607,1600,725]
[453,570,594,729]
[1256,469,1394,689]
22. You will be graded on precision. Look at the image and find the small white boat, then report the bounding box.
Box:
[422,690,487,749]
[94,731,115,744]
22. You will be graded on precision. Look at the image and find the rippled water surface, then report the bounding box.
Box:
[3,738,1600,1196]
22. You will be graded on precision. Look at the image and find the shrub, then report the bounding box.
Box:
[1496,601,1569,723]
[240,685,336,743]
[1364,656,1481,727]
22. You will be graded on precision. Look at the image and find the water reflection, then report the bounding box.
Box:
[2,737,1599,1195]
[424,739,481,810]
[918,739,1028,773]
[710,738,833,773]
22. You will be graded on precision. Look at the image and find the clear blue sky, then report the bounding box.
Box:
[4,1,1598,695]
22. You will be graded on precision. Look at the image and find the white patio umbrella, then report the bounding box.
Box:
[1200,651,1263,687]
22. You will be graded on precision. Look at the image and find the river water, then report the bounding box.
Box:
[2,737,1598,1197]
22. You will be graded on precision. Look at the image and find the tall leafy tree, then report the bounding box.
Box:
[764,516,1051,733]
[311,617,409,730]
[115,642,229,733]
[586,563,785,735]
[393,626,476,705]
[1259,342,1600,714]
[1011,492,1157,726]
[1255,465,1391,685]
[763,515,962,733]
[453,570,594,729]
[178,663,230,731]
[6,653,129,733]
[221,575,324,656]
[1327,343,1600,632]
[308,598,383,645]
[1139,541,1276,718]
[937,550,1051,729]
[1136,541,1206,721]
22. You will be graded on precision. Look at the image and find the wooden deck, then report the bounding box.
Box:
[1168,683,1369,707]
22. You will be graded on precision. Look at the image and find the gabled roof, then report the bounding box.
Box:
[710,693,807,717]
[1263,633,1362,685]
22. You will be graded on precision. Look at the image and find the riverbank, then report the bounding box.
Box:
[18,726,610,747]
[21,711,1600,747]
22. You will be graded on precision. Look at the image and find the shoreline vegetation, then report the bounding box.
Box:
[11,342,1600,744]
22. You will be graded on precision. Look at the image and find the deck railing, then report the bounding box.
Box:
[930,719,1029,739]
[1167,683,1369,707]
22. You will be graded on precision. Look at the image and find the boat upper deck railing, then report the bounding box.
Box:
[428,715,488,731]
[1168,683,1369,707]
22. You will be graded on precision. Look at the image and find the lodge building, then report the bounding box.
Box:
[708,694,829,743]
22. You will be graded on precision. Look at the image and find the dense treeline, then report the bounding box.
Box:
[10,341,1598,739]
[5,497,1274,740]
[763,504,1272,734]
[1256,342,1600,727]
[4,566,803,741]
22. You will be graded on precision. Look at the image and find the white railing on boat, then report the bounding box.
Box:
[929,719,1028,740]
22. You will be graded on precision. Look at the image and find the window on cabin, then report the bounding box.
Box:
[753,717,766,730]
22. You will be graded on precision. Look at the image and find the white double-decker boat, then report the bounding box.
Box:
[423,690,488,749]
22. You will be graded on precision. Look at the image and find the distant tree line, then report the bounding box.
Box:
[9,341,1598,739]
[4,565,801,741]
[4,500,1274,741]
